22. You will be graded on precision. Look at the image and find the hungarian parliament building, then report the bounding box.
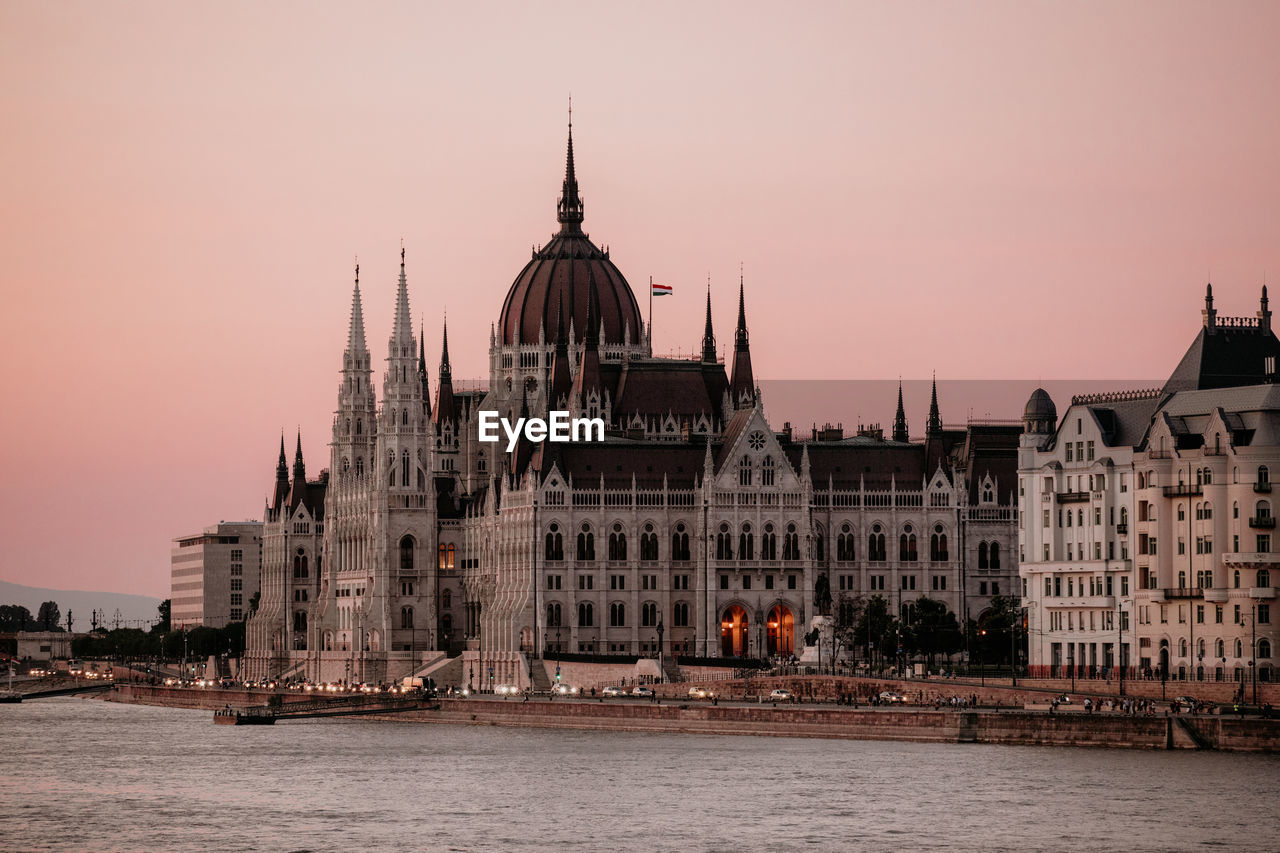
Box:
[243,125,1020,686]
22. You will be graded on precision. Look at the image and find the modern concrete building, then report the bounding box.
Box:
[15,631,73,662]
[171,521,263,629]
[1020,285,1280,689]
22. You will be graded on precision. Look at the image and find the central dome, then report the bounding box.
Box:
[498,126,643,347]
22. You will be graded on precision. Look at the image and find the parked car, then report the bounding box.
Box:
[602,685,627,697]
[632,686,654,698]
[878,690,906,704]
[1174,695,1198,711]
[769,689,794,702]
[687,686,714,699]
[494,684,520,696]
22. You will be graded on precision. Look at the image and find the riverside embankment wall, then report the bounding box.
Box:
[102,684,1280,751]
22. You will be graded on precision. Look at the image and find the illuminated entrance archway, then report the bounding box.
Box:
[721,605,749,657]
[767,605,794,657]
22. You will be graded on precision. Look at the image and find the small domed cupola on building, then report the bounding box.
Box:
[1023,387,1057,435]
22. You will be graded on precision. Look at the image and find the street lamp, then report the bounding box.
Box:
[1117,599,1131,696]
[656,619,665,682]
[978,628,987,686]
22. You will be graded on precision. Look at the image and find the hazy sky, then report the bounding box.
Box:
[2,2,1279,597]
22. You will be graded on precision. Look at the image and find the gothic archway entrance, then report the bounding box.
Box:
[721,605,749,657]
[767,605,794,657]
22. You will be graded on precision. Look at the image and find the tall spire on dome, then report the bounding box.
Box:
[348,261,367,355]
[730,270,755,408]
[701,280,716,363]
[557,96,584,234]
[893,380,909,442]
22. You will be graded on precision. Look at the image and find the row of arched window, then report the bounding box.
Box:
[738,455,778,487]
[546,522,691,562]
[1177,637,1272,660]
[715,522,800,561]
[1137,465,1270,489]
[549,600,692,629]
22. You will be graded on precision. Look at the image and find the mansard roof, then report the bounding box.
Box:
[613,358,729,422]
[1164,323,1280,394]
[532,440,706,489]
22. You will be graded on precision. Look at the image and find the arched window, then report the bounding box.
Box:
[400,536,414,571]
[609,602,626,627]
[671,523,690,561]
[716,523,733,560]
[1120,506,1129,525]
[608,523,627,561]
[1260,639,1273,659]
[401,450,410,487]
[442,589,451,609]
[1234,569,1241,588]
[1260,465,1271,486]
[1198,638,1206,658]
[783,523,800,560]
[294,611,307,632]
[355,457,364,476]
[899,526,917,562]
[761,456,776,486]
[1179,639,1188,657]
[930,525,948,561]
[578,602,594,627]
[1235,638,1244,658]
[641,601,657,627]
[814,527,825,561]
[402,408,409,426]
[1257,500,1272,521]
[1259,569,1272,588]
[400,607,414,630]
[838,523,854,562]
[868,524,886,562]
[577,525,595,561]
[990,542,1001,569]
[673,601,690,627]
[1216,639,1225,658]
[545,523,564,561]
[356,418,363,435]
[761,524,777,560]
[640,523,659,560]
[546,602,562,627]
[978,542,989,569]
[739,523,754,561]
[738,456,752,487]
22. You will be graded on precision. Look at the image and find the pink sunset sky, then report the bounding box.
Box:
[2,2,1279,598]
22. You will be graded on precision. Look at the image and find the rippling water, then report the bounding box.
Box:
[1,698,1276,852]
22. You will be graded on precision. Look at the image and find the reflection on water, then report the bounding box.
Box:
[1,698,1276,852]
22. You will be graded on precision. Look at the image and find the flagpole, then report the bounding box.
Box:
[649,275,653,349]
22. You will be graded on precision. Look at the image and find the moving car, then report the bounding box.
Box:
[878,690,907,704]
[602,685,627,697]
[550,683,579,696]
[769,689,794,702]
[494,684,520,696]
[632,686,654,698]
[687,686,714,699]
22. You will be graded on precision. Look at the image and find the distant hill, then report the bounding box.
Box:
[0,579,162,629]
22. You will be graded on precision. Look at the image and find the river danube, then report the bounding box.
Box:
[2,698,1276,852]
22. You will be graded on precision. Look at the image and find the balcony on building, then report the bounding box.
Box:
[1116,522,1128,534]
[1056,491,1090,504]
[1223,552,1280,568]
[1255,481,1273,494]
[1163,587,1205,600]
[1250,587,1277,600]
[1162,484,1204,498]
[1249,515,1276,529]
[1203,588,1230,603]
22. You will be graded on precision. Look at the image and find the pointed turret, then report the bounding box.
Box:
[392,246,413,348]
[1260,284,1272,333]
[433,318,457,427]
[549,297,572,404]
[1203,281,1217,329]
[892,381,909,442]
[418,323,432,417]
[927,374,942,436]
[729,276,755,408]
[556,101,584,234]
[288,432,308,509]
[701,284,717,363]
[271,433,290,512]
[573,279,603,402]
[348,263,368,355]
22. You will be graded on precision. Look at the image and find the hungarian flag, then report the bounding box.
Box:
[651,282,672,296]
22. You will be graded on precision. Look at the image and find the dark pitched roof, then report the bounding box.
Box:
[1163,325,1280,394]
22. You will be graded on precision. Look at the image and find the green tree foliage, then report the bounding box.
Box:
[968,594,1023,666]
[36,601,61,631]
[153,600,171,634]
[0,604,34,632]
[853,594,893,666]
[903,597,963,666]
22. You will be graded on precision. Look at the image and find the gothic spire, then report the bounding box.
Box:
[556,99,584,233]
[347,262,368,355]
[730,273,755,408]
[927,374,942,435]
[434,317,457,427]
[574,280,602,399]
[550,296,572,403]
[893,380,909,442]
[418,322,431,417]
[392,244,413,347]
[271,433,290,512]
[288,431,308,509]
[701,282,716,363]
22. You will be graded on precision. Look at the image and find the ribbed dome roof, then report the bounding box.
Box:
[1024,387,1056,420]
[498,122,643,347]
